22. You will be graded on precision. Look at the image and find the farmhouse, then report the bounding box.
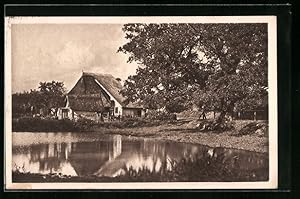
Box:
[57,72,145,121]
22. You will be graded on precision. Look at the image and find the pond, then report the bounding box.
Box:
[12,132,269,182]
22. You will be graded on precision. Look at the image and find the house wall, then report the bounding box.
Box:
[74,111,97,121]
[58,109,103,122]
[122,108,145,118]
[57,107,75,120]
[94,79,123,117]
[113,104,122,117]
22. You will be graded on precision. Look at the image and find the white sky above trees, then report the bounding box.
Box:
[11,24,138,93]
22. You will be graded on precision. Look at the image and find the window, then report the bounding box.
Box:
[115,107,118,113]
[62,109,68,119]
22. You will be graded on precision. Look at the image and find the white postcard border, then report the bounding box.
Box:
[4,16,278,190]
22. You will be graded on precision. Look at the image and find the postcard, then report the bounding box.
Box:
[5,16,277,190]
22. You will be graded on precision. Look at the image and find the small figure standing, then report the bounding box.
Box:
[199,105,207,120]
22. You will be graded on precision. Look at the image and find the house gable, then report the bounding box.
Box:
[82,72,126,106]
[66,75,112,112]
[68,75,110,99]
[65,72,144,117]
[94,79,122,108]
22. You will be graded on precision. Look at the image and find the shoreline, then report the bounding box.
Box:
[13,123,268,154]
[98,125,268,153]
[12,118,268,153]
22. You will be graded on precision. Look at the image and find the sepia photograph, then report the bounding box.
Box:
[4,16,277,189]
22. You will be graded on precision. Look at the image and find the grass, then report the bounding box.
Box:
[12,117,174,132]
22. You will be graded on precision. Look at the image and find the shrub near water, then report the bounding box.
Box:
[12,117,79,132]
[235,121,268,137]
[12,117,164,132]
[70,117,163,131]
[196,120,235,132]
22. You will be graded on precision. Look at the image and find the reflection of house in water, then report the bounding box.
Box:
[13,136,125,177]
[64,142,72,160]
[18,138,204,177]
[109,135,122,160]
[12,134,268,180]
[69,135,123,176]
[94,139,201,177]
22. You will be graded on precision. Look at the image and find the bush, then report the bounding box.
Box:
[146,110,177,121]
[12,117,79,132]
[196,120,235,132]
[12,116,166,132]
[73,118,97,131]
[236,122,268,137]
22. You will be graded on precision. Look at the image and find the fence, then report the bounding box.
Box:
[232,110,268,120]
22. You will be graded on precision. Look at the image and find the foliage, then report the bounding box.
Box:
[145,110,177,121]
[196,119,235,132]
[73,118,98,131]
[38,81,66,110]
[12,116,165,132]
[118,23,268,120]
[12,117,79,132]
[233,121,268,137]
[12,81,66,117]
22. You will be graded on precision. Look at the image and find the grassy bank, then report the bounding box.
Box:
[98,120,268,153]
[12,117,268,153]
[12,117,164,132]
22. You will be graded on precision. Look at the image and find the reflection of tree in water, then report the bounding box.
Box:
[165,147,269,181]
[208,147,268,171]
[114,144,268,181]
[28,143,72,172]
[141,140,166,173]
[12,134,268,181]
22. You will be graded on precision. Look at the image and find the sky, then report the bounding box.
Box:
[11,24,139,93]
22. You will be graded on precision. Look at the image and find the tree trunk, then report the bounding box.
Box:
[216,100,235,124]
[216,110,226,124]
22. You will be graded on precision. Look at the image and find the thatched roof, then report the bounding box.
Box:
[82,72,126,105]
[67,72,144,110]
[67,95,111,112]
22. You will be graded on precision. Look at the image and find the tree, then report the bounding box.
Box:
[190,24,268,122]
[38,81,66,114]
[12,81,66,117]
[118,23,268,122]
[119,24,207,113]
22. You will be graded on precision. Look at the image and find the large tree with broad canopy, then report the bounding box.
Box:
[118,23,268,122]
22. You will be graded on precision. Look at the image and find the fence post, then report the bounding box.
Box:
[254,111,257,121]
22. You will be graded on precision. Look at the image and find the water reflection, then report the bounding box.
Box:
[12,132,268,180]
